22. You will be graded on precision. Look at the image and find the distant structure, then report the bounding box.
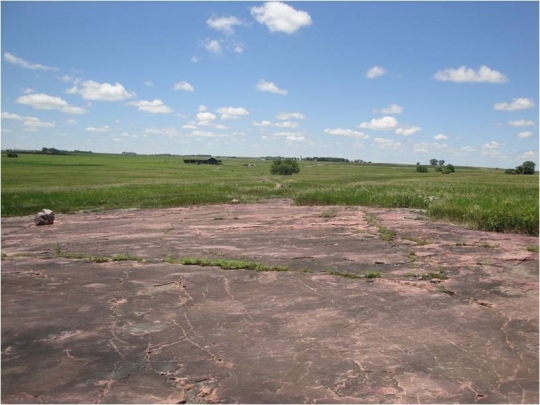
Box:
[183,157,222,165]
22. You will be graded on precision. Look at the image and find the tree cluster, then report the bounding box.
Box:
[505,161,536,175]
[270,158,300,175]
[303,157,350,162]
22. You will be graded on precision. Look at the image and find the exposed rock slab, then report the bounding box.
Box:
[2,200,538,403]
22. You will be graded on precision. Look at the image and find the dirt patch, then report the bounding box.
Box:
[2,200,538,403]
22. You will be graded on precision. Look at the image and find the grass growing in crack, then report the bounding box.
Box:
[111,253,141,261]
[55,244,141,262]
[420,271,448,281]
[364,211,396,242]
[172,257,294,272]
[365,271,383,279]
[402,236,432,246]
[408,252,416,264]
[326,269,363,279]
[403,272,419,278]
[320,208,338,218]
[527,245,539,253]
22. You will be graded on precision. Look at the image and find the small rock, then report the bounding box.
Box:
[230,199,240,204]
[374,260,385,264]
[34,209,55,226]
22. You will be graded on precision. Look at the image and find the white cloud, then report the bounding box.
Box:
[413,142,430,153]
[373,137,402,149]
[275,121,300,128]
[182,123,198,130]
[494,98,535,111]
[1,112,56,130]
[174,81,195,92]
[4,52,59,71]
[205,39,222,54]
[16,93,87,114]
[366,66,386,79]
[482,141,504,150]
[375,104,403,115]
[324,128,369,139]
[517,131,534,139]
[216,107,249,120]
[276,112,305,120]
[198,105,208,112]
[518,151,537,159]
[250,2,312,34]
[23,88,35,94]
[144,81,153,87]
[433,134,448,141]
[86,125,111,132]
[509,120,535,126]
[274,132,307,142]
[191,56,201,63]
[215,124,227,130]
[256,79,288,95]
[145,127,182,137]
[395,126,421,136]
[207,15,243,34]
[433,65,507,83]
[191,130,228,138]
[234,44,244,54]
[65,119,77,125]
[197,111,217,125]
[128,99,172,114]
[253,120,273,127]
[69,80,135,101]
[359,116,398,130]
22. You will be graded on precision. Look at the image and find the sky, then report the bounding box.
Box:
[1,1,538,167]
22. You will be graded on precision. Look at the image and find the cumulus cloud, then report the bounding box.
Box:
[433,134,448,141]
[182,123,198,130]
[373,137,402,149]
[86,125,111,132]
[250,2,312,34]
[375,104,403,115]
[1,112,56,130]
[324,128,369,139]
[205,39,222,54]
[197,110,217,125]
[509,120,535,126]
[128,99,172,114]
[359,116,398,130]
[67,80,135,101]
[207,15,243,34]
[517,131,534,139]
[65,119,77,125]
[366,66,386,79]
[256,79,288,95]
[518,151,537,159]
[273,131,307,142]
[216,107,249,120]
[395,126,421,136]
[433,65,508,83]
[253,120,273,127]
[234,44,244,54]
[275,121,299,128]
[494,98,535,111]
[16,93,87,114]
[191,130,228,138]
[145,127,182,137]
[174,81,195,92]
[276,112,305,120]
[483,141,504,149]
[4,52,59,71]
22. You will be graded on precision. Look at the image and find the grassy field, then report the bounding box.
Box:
[2,153,538,235]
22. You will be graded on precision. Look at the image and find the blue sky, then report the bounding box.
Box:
[1,1,538,167]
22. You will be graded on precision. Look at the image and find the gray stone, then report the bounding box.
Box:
[34,209,55,226]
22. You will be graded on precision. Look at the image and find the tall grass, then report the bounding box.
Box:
[2,153,538,235]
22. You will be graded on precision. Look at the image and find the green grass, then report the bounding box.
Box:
[527,245,539,253]
[2,153,538,235]
[319,208,338,218]
[55,244,141,262]
[169,257,294,272]
[326,269,382,279]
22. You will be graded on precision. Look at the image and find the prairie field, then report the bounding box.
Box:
[1,153,538,235]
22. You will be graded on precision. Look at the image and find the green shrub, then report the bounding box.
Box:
[415,165,428,173]
[270,158,300,176]
[505,169,516,175]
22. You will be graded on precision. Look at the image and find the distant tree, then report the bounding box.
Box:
[522,161,536,175]
[442,167,452,174]
[6,152,18,158]
[446,164,455,173]
[515,165,524,174]
[429,158,438,166]
[438,160,445,166]
[416,162,420,165]
[505,169,516,175]
[416,165,428,173]
[270,158,300,175]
